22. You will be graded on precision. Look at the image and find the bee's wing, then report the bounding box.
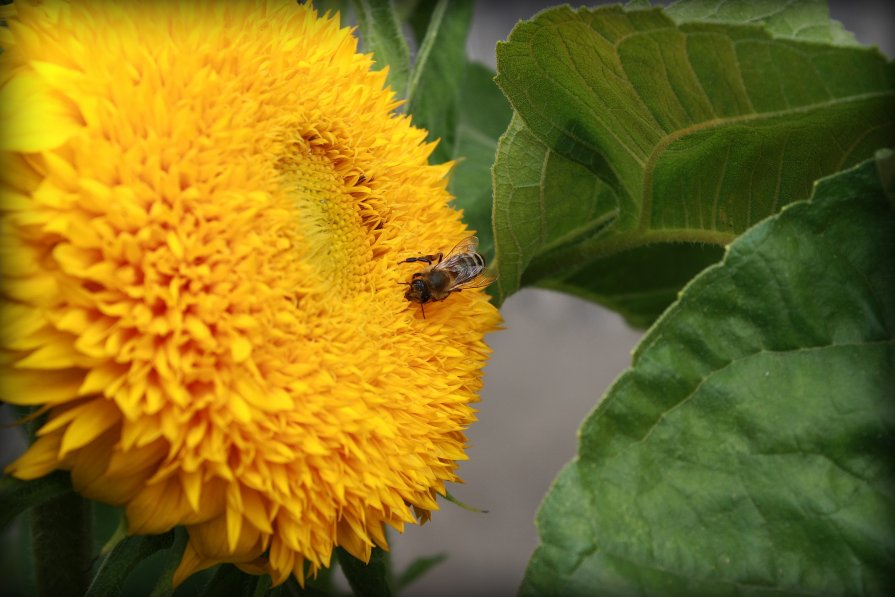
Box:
[446,255,497,291]
[438,249,483,282]
[435,236,480,275]
[435,235,495,291]
[440,236,479,263]
[451,270,497,291]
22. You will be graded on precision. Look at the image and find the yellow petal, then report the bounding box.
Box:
[180,469,202,513]
[230,336,252,363]
[59,398,121,457]
[5,434,63,480]
[268,537,296,587]
[172,542,214,588]
[15,340,84,370]
[226,505,243,553]
[0,368,83,405]
[78,363,126,396]
[0,0,502,587]
[127,476,206,535]
[241,488,273,534]
[0,70,82,152]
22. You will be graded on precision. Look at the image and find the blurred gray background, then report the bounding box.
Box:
[387,2,895,596]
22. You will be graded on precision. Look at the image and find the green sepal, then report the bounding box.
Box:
[336,546,392,597]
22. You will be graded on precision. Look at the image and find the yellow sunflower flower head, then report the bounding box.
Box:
[0,0,499,586]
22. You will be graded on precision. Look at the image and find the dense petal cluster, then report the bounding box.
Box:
[0,0,499,585]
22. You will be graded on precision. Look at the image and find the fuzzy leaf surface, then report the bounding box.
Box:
[492,3,895,323]
[449,61,513,260]
[665,0,859,45]
[351,0,411,98]
[522,154,895,596]
[406,0,474,165]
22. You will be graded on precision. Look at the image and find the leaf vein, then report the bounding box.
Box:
[636,339,894,447]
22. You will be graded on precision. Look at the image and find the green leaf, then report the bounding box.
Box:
[522,153,895,596]
[0,510,34,596]
[403,0,437,48]
[200,564,262,597]
[350,0,411,98]
[336,546,392,597]
[405,0,474,165]
[493,4,895,322]
[536,241,724,329]
[32,490,92,597]
[395,554,446,591]
[98,510,126,556]
[448,61,513,261]
[312,0,353,25]
[252,575,273,597]
[665,0,859,46]
[0,470,72,529]
[492,115,618,305]
[879,148,895,207]
[85,531,175,597]
[148,527,188,597]
[491,115,722,324]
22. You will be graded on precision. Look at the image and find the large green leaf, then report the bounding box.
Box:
[200,564,264,597]
[522,153,895,596]
[148,527,188,597]
[350,0,411,98]
[536,241,724,329]
[448,61,513,261]
[85,531,175,597]
[492,115,618,303]
[313,0,353,27]
[32,491,93,596]
[491,115,725,325]
[0,470,72,530]
[492,3,895,323]
[665,0,859,46]
[405,0,474,165]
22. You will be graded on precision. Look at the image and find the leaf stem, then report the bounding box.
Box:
[31,490,93,597]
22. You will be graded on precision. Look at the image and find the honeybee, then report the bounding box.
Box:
[398,236,494,318]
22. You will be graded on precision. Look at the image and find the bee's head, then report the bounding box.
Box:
[404,278,430,304]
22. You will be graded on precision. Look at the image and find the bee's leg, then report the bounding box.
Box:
[398,252,442,265]
[420,303,426,319]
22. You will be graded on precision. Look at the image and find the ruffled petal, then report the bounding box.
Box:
[1,0,500,587]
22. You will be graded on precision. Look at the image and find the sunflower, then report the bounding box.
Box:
[0,0,499,586]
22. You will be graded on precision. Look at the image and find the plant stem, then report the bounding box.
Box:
[31,490,93,597]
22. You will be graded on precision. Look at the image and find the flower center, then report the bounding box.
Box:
[277,139,375,299]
